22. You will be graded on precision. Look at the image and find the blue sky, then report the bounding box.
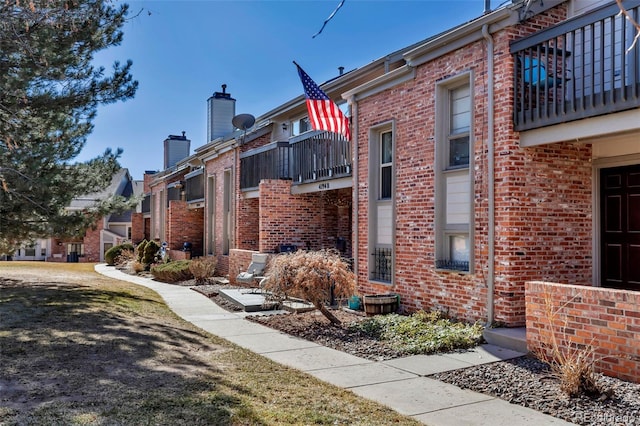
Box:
[82,0,499,179]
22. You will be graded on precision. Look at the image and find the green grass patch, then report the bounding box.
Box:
[349,310,484,354]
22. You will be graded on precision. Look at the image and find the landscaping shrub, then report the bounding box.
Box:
[114,248,135,266]
[136,240,148,263]
[150,260,193,283]
[142,240,160,269]
[189,257,217,284]
[132,261,145,273]
[262,249,355,324]
[534,290,602,397]
[349,310,483,354]
[104,243,135,266]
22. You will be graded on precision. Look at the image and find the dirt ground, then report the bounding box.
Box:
[192,281,640,426]
[0,265,226,418]
[4,264,639,426]
[1,263,419,425]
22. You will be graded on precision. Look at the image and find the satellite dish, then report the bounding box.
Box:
[232,113,255,131]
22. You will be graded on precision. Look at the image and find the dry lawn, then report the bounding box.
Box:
[0,262,419,425]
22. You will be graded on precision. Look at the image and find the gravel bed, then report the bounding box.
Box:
[431,356,640,426]
[185,280,640,426]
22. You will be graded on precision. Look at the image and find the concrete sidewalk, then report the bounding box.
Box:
[95,264,573,425]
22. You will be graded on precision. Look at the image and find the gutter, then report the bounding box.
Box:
[404,7,516,68]
[349,97,359,281]
[482,24,495,327]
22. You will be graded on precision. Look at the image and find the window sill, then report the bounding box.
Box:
[435,267,470,275]
[435,260,470,274]
[369,278,393,286]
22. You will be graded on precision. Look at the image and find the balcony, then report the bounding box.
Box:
[511,0,640,131]
[185,169,204,202]
[240,141,290,190]
[141,194,151,214]
[291,130,352,184]
[239,131,353,191]
[167,183,181,206]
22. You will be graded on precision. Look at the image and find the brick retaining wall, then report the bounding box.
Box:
[526,281,640,383]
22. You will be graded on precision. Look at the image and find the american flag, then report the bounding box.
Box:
[295,63,351,140]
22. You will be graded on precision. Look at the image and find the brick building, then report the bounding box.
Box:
[136,134,206,261]
[42,168,141,263]
[133,0,640,381]
[342,0,639,381]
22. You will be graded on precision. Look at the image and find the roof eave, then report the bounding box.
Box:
[404,7,517,68]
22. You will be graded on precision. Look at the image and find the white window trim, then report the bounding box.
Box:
[290,115,311,136]
[435,72,474,273]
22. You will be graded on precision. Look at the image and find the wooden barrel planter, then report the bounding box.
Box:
[363,294,399,316]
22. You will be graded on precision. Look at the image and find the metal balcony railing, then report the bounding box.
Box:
[291,130,352,184]
[511,0,640,131]
[185,169,204,202]
[240,141,290,190]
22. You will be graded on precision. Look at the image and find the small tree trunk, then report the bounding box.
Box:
[316,303,342,325]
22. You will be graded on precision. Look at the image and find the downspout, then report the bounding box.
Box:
[349,97,359,281]
[482,24,495,327]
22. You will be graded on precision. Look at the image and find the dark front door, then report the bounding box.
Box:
[601,164,640,290]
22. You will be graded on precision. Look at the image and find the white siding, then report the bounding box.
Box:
[109,224,127,237]
[376,203,393,245]
[446,173,470,225]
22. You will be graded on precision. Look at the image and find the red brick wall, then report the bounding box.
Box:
[355,39,490,323]
[229,248,258,285]
[235,132,273,255]
[167,249,191,261]
[131,212,144,244]
[47,238,66,262]
[526,281,640,383]
[203,149,235,276]
[493,143,593,324]
[143,171,156,194]
[237,197,259,251]
[149,171,187,241]
[257,180,351,253]
[353,3,575,325]
[82,218,104,262]
[167,200,204,256]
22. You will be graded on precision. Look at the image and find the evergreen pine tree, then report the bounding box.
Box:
[0,0,139,253]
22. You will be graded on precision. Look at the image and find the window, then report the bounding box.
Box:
[369,125,394,282]
[436,76,473,273]
[292,116,310,136]
[380,131,393,199]
[67,243,85,256]
[447,85,471,168]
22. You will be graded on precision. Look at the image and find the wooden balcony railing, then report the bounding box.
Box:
[240,141,290,190]
[511,0,640,131]
[167,184,181,206]
[141,194,151,214]
[290,130,352,184]
[185,169,204,202]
